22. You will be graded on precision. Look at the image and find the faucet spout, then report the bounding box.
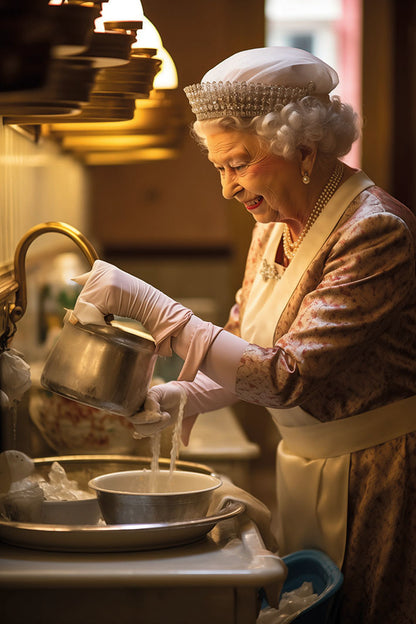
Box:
[9,221,99,325]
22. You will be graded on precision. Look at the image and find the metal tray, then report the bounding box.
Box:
[0,501,244,552]
[0,455,243,552]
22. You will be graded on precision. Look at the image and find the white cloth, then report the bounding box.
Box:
[208,477,278,553]
[202,46,338,95]
[0,450,35,494]
[240,171,376,567]
[273,395,416,568]
[0,348,31,405]
[277,396,416,458]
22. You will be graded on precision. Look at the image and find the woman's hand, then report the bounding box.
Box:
[130,382,197,445]
[130,373,239,445]
[73,260,193,356]
[73,260,232,382]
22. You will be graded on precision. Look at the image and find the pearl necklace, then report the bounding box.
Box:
[283,161,344,261]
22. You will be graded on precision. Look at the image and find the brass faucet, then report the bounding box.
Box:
[3,222,99,346]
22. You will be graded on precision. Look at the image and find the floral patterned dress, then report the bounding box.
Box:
[225,182,416,624]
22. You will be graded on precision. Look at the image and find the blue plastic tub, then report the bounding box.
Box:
[280,549,343,623]
[260,549,343,623]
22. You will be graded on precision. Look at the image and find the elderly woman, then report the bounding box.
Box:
[73,47,416,623]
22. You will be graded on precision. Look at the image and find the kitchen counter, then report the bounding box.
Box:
[0,516,286,624]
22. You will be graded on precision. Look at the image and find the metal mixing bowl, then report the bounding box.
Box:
[89,469,222,525]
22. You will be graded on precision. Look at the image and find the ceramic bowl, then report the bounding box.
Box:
[41,497,101,525]
[29,388,139,455]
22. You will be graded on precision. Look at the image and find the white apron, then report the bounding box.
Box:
[240,171,416,567]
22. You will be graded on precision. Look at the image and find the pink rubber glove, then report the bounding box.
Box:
[132,383,189,442]
[129,384,186,439]
[172,316,249,390]
[73,260,224,380]
[135,373,238,445]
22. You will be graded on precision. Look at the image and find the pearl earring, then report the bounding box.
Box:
[302,172,310,185]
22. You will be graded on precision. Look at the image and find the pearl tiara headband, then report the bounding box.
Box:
[184,80,316,121]
[184,46,339,122]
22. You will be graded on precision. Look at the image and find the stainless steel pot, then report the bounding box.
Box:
[41,311,157,416]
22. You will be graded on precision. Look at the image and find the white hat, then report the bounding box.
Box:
[184,46,339,121]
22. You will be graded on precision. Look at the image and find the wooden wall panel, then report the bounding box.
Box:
[88,1,265,253]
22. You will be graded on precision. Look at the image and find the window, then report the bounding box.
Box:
[265,0,362,167]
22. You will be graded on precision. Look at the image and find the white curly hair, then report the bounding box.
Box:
[192,95,361,164]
